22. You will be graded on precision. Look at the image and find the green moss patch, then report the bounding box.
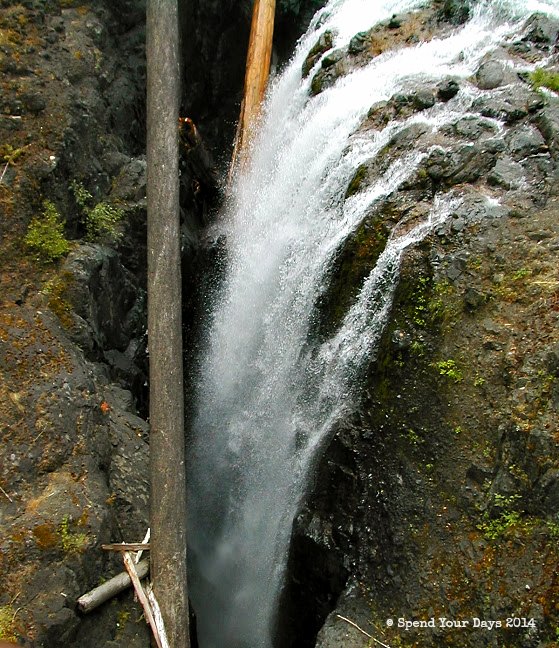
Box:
[24,200,70,262]
[312,215,389,340]
[345,163,368,198]
[530,68,559,92]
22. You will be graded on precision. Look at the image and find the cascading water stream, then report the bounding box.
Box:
[187,1,559,647]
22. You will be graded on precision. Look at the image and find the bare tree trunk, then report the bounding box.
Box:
[230,0,276,176]
[146,1,189,646]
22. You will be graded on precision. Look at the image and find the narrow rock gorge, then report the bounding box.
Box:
[0,1,558,647]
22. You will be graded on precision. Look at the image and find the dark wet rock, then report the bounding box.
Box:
[388,122,430,149]
[528,428,557,473]
[104,68,145,150]
[310,58,347,95]
[522,12,559,45]
[439,0,471,25]
[303,30,334,76]
[111,156,147,203]
[366,100,391,128]
[105,386,150,537]
[22,90,46,113]
[520,152,554,192]
[412,89,436,110]
[321,48,344,69]
[345,164,368,198]
[437,77,460,101]
[467,463,494,484]
[109,0,147,30]
[464,287,486,310]
[536,98,559,157]
[473,85,544,124]
[445,115,498,140]
[425,140,502,187]
[0,304,151,646]
[348,30,369,54]
[450,215,466,233]
[62,244,145,354]
[367,91,438,132]
[546,343,559,376]
[475,59,506,90]
[101,149,131,177]
[315,589,373,648]
[505,125,547,160]
[488,157,525,190]
[445,254,467,280]
[391,329,412,350]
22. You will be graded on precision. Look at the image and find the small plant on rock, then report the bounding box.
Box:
[24,200,70,262]
[0,606,18,642]
[58,515,88,554]
[435,358,463,383]
[70,179,123,243]
[478,494,524,541]
[529,68,559,93]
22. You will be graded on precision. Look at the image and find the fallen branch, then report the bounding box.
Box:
[123,552,167,648]
[336,615,391,648]
[146,583,170,648]
[136,528,150,564]
[0,162,9,185]
[77,559,149,613]
[102,543,151,552]
[0,485,13,503]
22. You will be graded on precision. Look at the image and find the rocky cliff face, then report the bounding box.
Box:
[0,1,152,646]
[279,6,559,648]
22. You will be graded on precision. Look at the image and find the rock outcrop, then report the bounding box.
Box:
[0,2,150,646]
[280,7,559,648]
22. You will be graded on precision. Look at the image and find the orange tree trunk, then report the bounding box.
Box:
[230,0,276,176]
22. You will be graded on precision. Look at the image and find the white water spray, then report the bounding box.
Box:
[187,1,559,647]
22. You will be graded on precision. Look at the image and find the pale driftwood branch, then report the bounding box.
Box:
[0,161,9,185]
[102,543,151,552]
[77,559,150,613]
[0,485,13,502]
[136,529,151,564]
[123,552,165,648]
[336,615,392,648]
[147,583,170,648]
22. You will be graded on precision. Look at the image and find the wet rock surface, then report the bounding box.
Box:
[280,7,559,648]
[0,2,150,646]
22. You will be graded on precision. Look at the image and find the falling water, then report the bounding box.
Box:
[187,1,559,646]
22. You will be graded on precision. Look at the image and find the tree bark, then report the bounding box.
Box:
[146,1,189,646]
[230,0,276,175]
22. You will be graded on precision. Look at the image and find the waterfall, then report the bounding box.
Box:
[187,1,559,647]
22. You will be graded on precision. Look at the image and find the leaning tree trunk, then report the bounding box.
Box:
[146,1,189,646]
[229,0,276,178]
